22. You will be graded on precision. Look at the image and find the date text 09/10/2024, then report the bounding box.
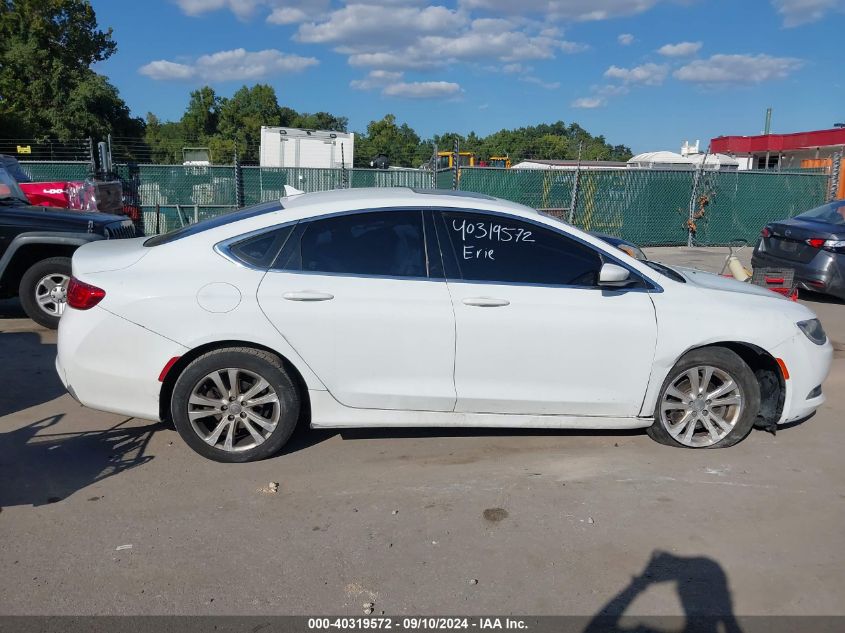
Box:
[307,617,529,630]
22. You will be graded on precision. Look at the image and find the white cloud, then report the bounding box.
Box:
[175,0,260,18]
[459,0,668,21]
[266,7,308,24]
[502,63,531,74]
[174,0,327,23]
[296,4,466,48]
[617,33,634,45]
[138,60,194,80]
[139,48,318,81]
[350,70,404,90]
[771,0,845,26]
[571,96,605,108]
[674,54,803,84]
[657,41,702,56]
[382,81,463,99]
[520,76,560,89]
[604,62,668,85]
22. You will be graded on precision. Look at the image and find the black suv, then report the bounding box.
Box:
[0,163,137,328]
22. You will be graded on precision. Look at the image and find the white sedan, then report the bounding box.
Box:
[56,188,832,462]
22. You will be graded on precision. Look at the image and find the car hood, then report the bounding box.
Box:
[3,202,125,225]
[673,266,786,300]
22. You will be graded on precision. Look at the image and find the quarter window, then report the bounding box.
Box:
[439,211,602,286]
[280,211,427,278]
[228,225,293,268]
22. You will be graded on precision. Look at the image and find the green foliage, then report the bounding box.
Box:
[0,0,143,139]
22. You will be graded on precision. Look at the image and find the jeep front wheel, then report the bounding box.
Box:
[19,257,72,329]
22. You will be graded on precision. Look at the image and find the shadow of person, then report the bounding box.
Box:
[0,331,66,417]
[0,414,163,508]
[584,551,742,633]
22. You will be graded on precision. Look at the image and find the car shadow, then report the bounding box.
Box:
[583,551,742,633]
[0,297,26,319]
[798,289,845,305]
[0,414,163,508]
[0,332,66,417]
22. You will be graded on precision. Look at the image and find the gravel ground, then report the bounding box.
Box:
[1,247,843,618]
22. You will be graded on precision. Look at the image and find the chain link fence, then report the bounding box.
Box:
[18,160,831,245]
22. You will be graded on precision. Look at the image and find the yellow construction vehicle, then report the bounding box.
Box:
[487,156,511,169]
[436,151,476,169]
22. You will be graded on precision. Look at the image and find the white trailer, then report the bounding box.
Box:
[259,126,354,169]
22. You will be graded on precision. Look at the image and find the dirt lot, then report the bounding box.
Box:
[1,247,844,618]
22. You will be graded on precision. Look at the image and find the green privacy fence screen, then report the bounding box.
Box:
[19,161,830,245]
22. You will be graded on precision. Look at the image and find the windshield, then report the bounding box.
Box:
[0,166,29,205]
[795,200,845,225]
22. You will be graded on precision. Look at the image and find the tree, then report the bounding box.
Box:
[291,111,348,132]
[355,114,422,168]
[215,84,284,162]
[181,86,220,140]
[0,0,142,139]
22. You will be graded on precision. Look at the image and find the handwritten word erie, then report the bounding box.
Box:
[463,246,495,260]
[451,219,535,244]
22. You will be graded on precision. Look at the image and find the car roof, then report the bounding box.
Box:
[280,187,540,219]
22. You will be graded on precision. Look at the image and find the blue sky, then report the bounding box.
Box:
[91,0,844,153]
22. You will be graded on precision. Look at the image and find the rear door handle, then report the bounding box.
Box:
[462,297,510,307]
[283,291,334,302]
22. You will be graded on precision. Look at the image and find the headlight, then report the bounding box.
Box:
[797,319,827,345]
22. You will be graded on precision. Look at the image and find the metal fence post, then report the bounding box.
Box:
[86,137,95,177]
[432,144,438,189]
[568,141,583,224]
[830,152,842,202]
[234,150,244,208]
[452,139,459,190]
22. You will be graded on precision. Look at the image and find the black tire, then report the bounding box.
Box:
[171,347,300,463]
[18,256,72,329]
[647,347,760,449]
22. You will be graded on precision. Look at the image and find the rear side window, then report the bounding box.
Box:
[279,211,426,278]
[438,211,602,286]
[227,225,293,268]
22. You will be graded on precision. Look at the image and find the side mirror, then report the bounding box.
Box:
[599,262,633,287]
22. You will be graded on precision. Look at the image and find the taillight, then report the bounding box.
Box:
[67,277,105,310]
[806,238,826,249]
[760,226,772,238]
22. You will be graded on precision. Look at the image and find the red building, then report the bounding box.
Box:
[710,127,845,198]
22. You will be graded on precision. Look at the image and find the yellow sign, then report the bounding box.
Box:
[17,145,32,154]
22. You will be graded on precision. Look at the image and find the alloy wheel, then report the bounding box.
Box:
[35,273,69,317]
[187,367,281,452]
[659,365,743,448]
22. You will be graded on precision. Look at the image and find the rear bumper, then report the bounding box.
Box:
[752,248,845,299]
[56,306,188,421]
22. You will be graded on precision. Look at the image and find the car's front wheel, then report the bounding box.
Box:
[18,256,72,329]
[171,347,301,462]
[648,347,760,449]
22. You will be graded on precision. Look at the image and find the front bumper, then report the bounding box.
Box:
[56,306,188,421]
[752,248,845,299]
[769,329,833,425]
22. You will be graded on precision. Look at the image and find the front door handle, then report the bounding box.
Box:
[462,297,510,307]
[283,291,335,302]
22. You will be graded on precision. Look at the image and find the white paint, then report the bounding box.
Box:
[57,187,833,438]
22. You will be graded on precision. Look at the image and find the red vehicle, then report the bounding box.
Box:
[0,154,127,216]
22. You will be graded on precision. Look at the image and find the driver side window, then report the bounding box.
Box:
[437,211,603,286]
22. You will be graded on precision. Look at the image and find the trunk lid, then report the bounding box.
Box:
[72,236,149,274]
[763,217,842,263]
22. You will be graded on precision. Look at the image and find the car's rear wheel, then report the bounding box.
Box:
[18,256,72,329]
[171,347,300,462]
[648,347,760,449]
